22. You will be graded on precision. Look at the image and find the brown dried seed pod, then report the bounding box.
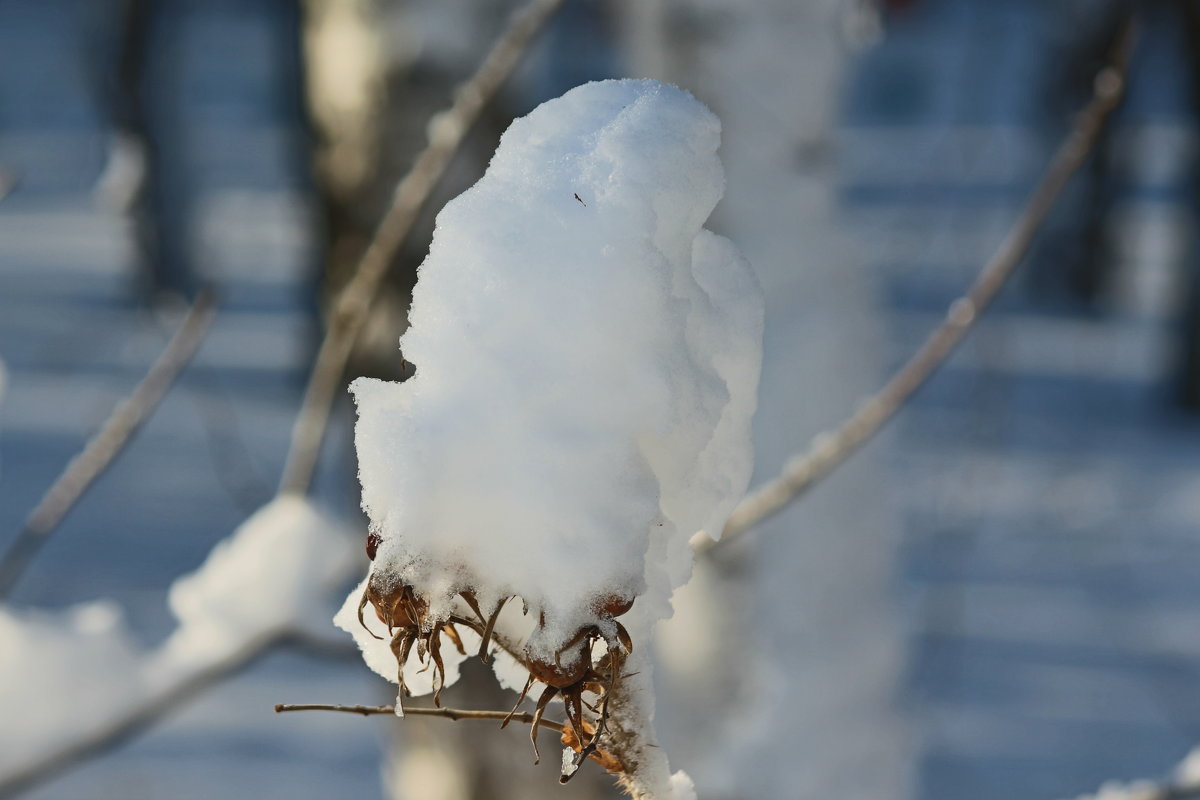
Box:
[507,597,634,768]
[593,593,634,618]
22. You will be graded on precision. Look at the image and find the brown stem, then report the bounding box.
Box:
[0,288,218,598]
[697,18,1139,552]
[274,702,566,734]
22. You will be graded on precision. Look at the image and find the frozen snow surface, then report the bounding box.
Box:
[350,78,763,659]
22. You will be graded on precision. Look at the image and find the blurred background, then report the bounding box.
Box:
[2,0,1200,798]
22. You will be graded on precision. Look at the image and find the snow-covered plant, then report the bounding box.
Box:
[336,79,763,798]
[0,496,357,783]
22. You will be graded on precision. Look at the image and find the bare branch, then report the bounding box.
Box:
[695,19,1138,553]
[0,288,218,597]
[277,0,567,496]
[274,702,567,733]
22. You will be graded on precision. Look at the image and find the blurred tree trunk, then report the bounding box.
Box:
[299,0,518,382]
[620,2,914,799]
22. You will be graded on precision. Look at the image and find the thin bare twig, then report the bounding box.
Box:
[277,0,567,496]
[694,19,1138,553]
[274,702,567,734]
[0,288,218,597]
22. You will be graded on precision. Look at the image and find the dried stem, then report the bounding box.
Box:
[0,288,218,598]
[277,0,567,496]
[695,19,1138,553]
[274,702,566,734]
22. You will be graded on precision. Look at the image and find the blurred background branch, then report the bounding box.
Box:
[0,1,565,796]
[698,17,1138,552]
[0,288,216,598]
[278,0,566,497]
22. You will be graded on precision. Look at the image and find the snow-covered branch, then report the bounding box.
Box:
[1066,747,1200,800]
[0,497,357,798]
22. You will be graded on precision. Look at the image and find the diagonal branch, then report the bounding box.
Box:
[0,288,218,598]
[277,0,567,496]
[695,18,1138,553]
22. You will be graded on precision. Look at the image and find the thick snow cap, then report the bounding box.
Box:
[349,79,763,660]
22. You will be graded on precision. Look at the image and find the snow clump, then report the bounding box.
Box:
[0,601,147,775]
[347,77,763,668]
[159,496,359,669]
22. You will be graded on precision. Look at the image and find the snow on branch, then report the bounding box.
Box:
[695,16,1138,552]
[0,497,357,797]
[1066,747,1200,800]
[339,79,763,798]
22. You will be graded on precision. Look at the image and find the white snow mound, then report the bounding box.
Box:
[350,78,763,658]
